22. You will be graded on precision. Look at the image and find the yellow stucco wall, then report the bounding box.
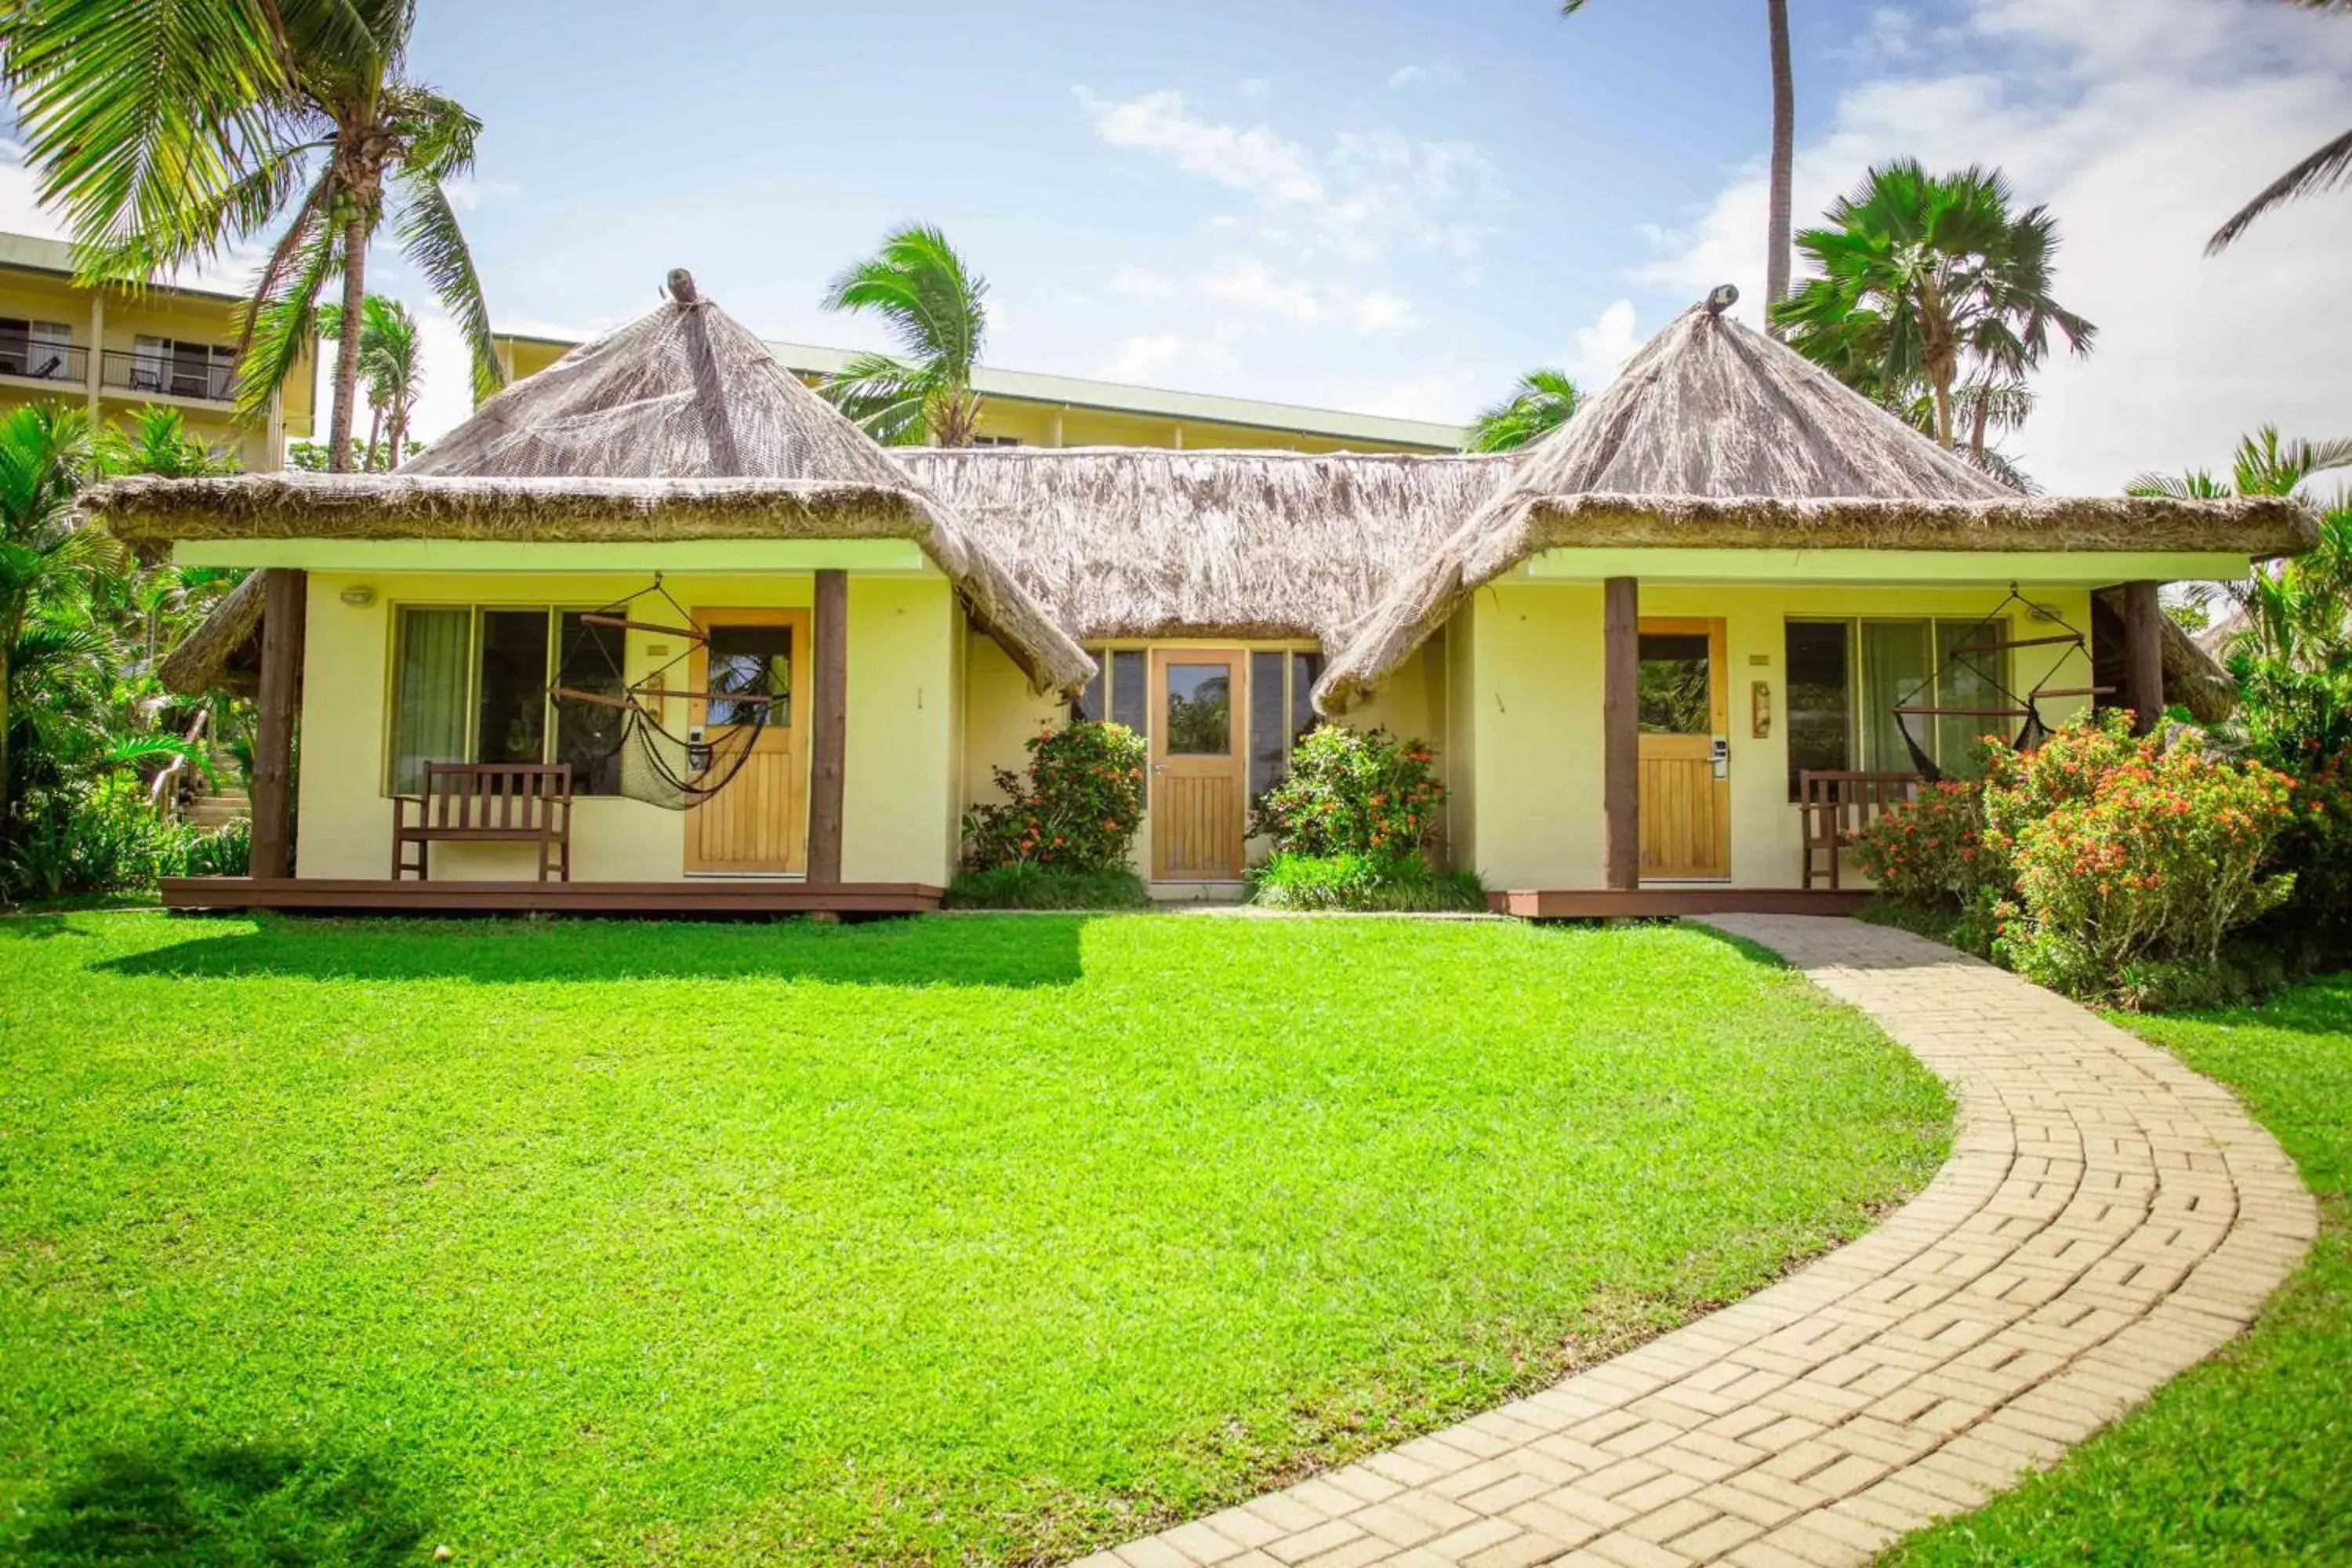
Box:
[293,569,958,885]
[1452,579,2096,890]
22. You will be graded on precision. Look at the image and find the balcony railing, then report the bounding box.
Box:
[0,343,89,385]
[100,348,234,403]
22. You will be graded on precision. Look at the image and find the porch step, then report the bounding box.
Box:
[1149,881,1248,906]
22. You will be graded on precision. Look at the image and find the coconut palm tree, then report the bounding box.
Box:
[817,226,989,447]
[0,0,502,474]
[1774,161,2095,452]
[321,295,423,470]
[1562,0,1795,325]
[2210,0,2351,252]
[1465,370,1584,453]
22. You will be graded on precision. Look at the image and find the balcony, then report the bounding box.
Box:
[0,342,89,386]
[100,347,234,404]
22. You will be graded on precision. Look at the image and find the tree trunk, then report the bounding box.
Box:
[1969,394,1990,463]
[364,405,383,473]
[327,215,368,474]
[1764,0,1796,334]
[1932,373,1954,450]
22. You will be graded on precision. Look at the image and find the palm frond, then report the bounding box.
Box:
[390,169,499,402]
[817,351,941,446]
[822,224,989,387]
[234,198,345,420]
[1465,369,1583,453]
[2209,125,2352,253]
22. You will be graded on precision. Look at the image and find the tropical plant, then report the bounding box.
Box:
[817,226,990,446]
[962,720,1146,873]
[0,404,100,829]
[1248,725,1446,860]
[0,0,503,474]
[1465,369,1584,452]
[95,405,238,481]
[320,294,423,471]
[1562,0,1796,324]
[2210,0,2352,252]
[1774,162,2095,456]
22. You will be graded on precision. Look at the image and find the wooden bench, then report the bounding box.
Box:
[393,762,574,882]
[1798,770,1918,890]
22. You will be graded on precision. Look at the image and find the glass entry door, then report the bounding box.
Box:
[1637,618,1730,880]
[685,608,807,875]
[1151,649,1245,881]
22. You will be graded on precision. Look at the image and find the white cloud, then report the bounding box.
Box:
[1632,0,2352,494]
[1200,258,1321,322]
[1349,289,1414,335]
[1240,77,1273,101]
[1076,88,1325,205]
[1386,58,1463,91]
[1112,266,1177,299]
[1567,299,1642,388]
[1105,332,1189,383]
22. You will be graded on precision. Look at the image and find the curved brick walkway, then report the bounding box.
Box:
[1078,916,2318,1568]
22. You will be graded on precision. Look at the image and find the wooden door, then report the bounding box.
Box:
[1151,649,1246,881]
[1637,618,1730,880]
[684,608,808,874]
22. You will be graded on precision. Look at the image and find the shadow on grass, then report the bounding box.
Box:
[14,1439,426,1566]
[95,912,1091,989]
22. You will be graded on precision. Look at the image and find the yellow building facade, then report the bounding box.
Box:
[0,232,314,470]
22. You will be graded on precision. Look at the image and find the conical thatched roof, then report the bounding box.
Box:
[1316,295,2315,708]
[113,273,1092,695]
[905,448,1512,644]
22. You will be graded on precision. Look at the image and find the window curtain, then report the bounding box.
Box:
[1935,619,2008,779]
[391,609,470,793]
[1860,622,1930,772]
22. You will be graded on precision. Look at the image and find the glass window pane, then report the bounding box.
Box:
[1164,662,1232,755]
[1249,650,1288,797]
[1860,622,1932,771]
[1785,621,1852,800]
[476,610,551,765]
[1936,619,2009,779]
[554,612,626,796]
[390,608,470,793]
[1637,632,1712,734]
[1291,652,1325,746]
[1111,649,1147,736]
[706,624,790,728]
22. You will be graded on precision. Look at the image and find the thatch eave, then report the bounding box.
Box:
[155,565,267,697]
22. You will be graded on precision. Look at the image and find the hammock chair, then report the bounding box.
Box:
[547,576,782,810]
[1889,586,2109,784]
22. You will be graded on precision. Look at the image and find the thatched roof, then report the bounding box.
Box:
[119,273,1092,695]
[904,447,1512,644]
[1316,296,2316,708]
[156,564,265,697]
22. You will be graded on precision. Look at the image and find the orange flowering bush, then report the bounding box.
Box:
[1851,779,1993,909]
[962,720,1146,873]
[1984,716,2294,1000]
[1248,724,1445,859]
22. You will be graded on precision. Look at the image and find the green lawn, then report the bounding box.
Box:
[0,911,1951,1566]
[1882,973,2352,1566]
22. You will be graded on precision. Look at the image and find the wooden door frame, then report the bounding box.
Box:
[1636,616,1731,882]
[1148,645,1248,883]
[683,606,810,875]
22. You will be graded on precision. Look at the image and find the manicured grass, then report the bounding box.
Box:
[0,911,1950,1566]
[1882,973,2352,1566]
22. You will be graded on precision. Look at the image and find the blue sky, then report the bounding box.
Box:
[5,0,2348,492]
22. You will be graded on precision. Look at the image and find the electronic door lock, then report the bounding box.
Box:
[1711,736,1729,779]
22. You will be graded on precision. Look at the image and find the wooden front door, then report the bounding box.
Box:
[1151,649,1246,881]
[1637,618,1731,881]
[684,608,808,874]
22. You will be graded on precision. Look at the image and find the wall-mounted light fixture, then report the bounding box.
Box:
[1751,680,1773,739]
[339,585,377,608]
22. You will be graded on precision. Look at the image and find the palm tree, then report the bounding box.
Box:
[1465,370,1584,452]
[1562,0,1796,325]
[0,403,99,827]
[817,226,989,447]
[0,0,502,474]
[321,295,422,471]
[1774,161,2095,452]
[2210,0,2351,252]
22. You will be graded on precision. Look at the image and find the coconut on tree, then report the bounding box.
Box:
[816,226,990,447]
[0,0,503,472]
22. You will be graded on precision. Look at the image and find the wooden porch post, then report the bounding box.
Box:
[1603,576,1639,891]
[249,568,306,880]
[808,568,848,885]
[2122,580,2165,736]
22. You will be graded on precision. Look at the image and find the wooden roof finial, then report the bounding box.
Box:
[667,268,699,304]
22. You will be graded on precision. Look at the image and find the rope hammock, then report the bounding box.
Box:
[1891,586,2107,784]
[546,577,782,811]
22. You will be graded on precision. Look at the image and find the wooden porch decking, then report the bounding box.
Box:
[159,878,945,917]
[1489,887,1874,919]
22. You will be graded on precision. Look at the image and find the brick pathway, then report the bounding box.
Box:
[1077,916,2318,1568]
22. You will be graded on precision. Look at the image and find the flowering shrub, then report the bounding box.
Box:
[961,721,1146,873]
[1851,780,1993,909]
[1248,724,1445,858]
[1984,717,2294,1002]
